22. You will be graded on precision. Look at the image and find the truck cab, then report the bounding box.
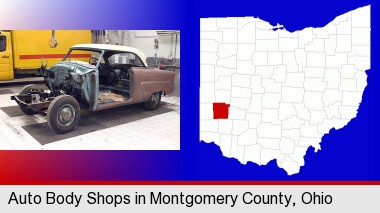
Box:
[0,31,13,80]
[0,30,92,81]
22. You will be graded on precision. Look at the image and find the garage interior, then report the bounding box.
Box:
[92,30,180,96]
[0,30,180,150]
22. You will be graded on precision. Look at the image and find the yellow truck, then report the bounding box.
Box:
[0,30,92,81]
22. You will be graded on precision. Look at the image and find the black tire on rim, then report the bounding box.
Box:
[47,95,80,134]
[144,92,161,110]
[18,84,44,115]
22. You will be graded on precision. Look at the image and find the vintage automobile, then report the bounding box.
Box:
[11,44,175,134]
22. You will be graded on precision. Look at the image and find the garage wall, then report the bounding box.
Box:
[128,31,179,59]
[101,30,180,64]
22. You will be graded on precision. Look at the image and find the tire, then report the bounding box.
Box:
[18,84,44,115]
[144,92,161,110]
[47,95,80,134]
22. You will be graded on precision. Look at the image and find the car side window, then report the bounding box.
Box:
[0,36,6,52]
[92,52,105,63]
[109,53,143,66]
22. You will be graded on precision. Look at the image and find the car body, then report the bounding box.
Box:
[11,44,175,133]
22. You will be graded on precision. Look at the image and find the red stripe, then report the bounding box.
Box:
[1,181,380,185]
[19,54,91,60]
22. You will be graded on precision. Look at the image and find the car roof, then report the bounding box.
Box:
[71,44,148,67]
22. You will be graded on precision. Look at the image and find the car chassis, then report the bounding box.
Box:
[11,44,175,134]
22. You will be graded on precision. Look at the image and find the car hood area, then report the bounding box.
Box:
[49,60,96,75]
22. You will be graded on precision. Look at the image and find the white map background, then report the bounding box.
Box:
[200,6,371,175]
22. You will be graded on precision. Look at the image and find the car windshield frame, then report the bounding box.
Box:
[62,48,105,68]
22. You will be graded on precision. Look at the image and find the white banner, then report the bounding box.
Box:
[0,185,378,212]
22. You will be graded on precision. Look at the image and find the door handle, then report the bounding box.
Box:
[2,56,9,58]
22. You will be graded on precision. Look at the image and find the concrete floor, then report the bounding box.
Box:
[0,84,180,150]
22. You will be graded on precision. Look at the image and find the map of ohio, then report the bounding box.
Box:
[200,5,371,175]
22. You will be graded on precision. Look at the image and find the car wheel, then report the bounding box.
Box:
[47,95,80,134]
[18,84,44,115]
[144,92,161,110]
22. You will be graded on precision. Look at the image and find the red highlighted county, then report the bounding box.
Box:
[213,102,230,119]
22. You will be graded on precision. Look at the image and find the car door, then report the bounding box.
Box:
[0,32,11,80]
